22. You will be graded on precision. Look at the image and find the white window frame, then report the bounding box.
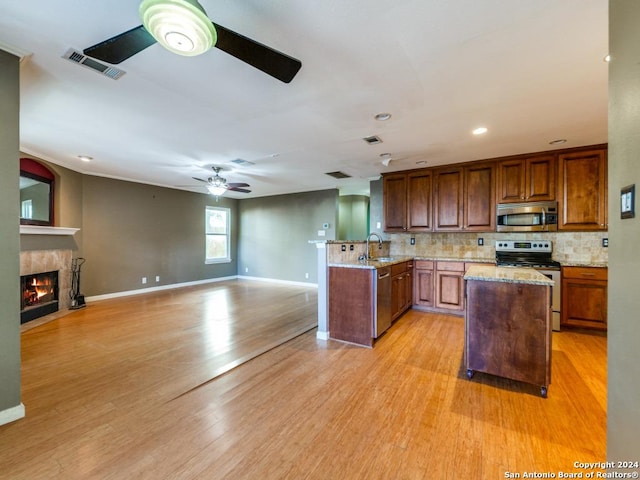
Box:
[205,206,231,264]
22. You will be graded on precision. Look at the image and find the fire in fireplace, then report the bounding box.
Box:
[20,270,59,324]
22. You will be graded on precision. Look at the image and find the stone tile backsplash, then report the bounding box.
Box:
[388,232,608,265]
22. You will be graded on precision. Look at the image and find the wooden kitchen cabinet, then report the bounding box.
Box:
[434,162,495,232]
[413,260,434,308]
[383,173,407,232]
[435,261,465,311]
[391,261,413,320]
[465,276,552,397]
[561,266,608,330]
[383,170,432,232]
[557,147,608,231]
[433,167,464,231]
[497,154,556,203]
[463,161,496,231]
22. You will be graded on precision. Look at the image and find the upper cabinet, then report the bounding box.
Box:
[496,154,556,203]
[381,144,607,234]
[557,148,608,231]
[383,173,407,232]
[433,166,464,231]
[463,161,496,231]
[433,161,495,232]
[383,170,432,232]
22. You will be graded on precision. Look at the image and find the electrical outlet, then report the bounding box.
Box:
[478,238,484,246]
[349,245,354,251]
[410,237,415,245]
[245,267,249,273]
[341,244,346,252]
[155,276,160,282]
[305,273,309,279]
[141,277,147,284]
[602,238,608,247]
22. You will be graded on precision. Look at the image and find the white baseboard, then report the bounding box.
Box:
[0,403,25,426]
[85,275,317,304]
[85,275,240,302]
[237,275,318,288]
[316,331,330,341]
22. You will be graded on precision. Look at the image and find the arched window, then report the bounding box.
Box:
[20,158,55,226]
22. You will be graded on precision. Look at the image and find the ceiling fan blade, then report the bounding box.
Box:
[192,177,209,183]
[83,25,157,64]
[226,187,251,193]
[226,182,250,188]
[212,22,301,83]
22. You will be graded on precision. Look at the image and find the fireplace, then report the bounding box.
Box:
[20,270,59,324]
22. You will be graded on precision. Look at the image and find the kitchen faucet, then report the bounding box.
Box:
[365,232,383,260]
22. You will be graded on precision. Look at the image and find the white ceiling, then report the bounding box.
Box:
[1,0,608,199]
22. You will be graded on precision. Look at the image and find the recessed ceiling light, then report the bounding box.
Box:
[549,139,567,145]
[374,112,392,121]
[77,155,93,162]
[472,127,488,135]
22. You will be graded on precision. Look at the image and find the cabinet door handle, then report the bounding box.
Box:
[580,273,596,276]
[378,272,390,279]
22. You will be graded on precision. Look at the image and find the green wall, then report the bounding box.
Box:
[337,195,369,240]
[608,0,640,462]
[238,190,338,283]
[0,50,21,417]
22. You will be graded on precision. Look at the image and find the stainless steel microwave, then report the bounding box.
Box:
[496,201,558,232]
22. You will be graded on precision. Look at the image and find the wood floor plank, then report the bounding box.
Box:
[1,280,607,479]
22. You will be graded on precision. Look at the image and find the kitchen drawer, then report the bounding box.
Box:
[563,266,608,281]
[415,260,434,270]
[391,262,408,276]
[436,261,465,272]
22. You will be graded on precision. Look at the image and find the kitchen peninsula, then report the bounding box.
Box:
[464,265,553,397]
[328,256,414,347]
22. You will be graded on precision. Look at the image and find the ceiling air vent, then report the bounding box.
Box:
[363,135,383,145]
[325,171,352,179]
[62,49,126,80]
[231,158,255,166]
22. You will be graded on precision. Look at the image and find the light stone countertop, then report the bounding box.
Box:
[464,265,554,286]
[328,256,414,270]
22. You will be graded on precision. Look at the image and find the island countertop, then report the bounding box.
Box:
[464,265,554,286]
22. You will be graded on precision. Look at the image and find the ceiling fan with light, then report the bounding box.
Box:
[83,0,302,83]
[191,166,251,196]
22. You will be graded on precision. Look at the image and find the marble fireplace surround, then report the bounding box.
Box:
[20,227,80,321]
[20,249,73,312]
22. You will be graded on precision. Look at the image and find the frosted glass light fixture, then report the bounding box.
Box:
[207,185,226,196]
[139,0,217,57]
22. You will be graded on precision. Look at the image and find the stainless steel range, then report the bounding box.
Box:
[495,240,561,331]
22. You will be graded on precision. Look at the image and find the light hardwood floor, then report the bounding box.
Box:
[1,279,606,479]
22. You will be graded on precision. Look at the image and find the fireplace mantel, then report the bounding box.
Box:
[20,226,79,236]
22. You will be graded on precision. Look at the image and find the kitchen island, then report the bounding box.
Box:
[463,265,554,397]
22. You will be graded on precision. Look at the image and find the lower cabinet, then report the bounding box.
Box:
[435,261,465,311]
[391,261,413,320]
[561,266,608,330]
[414,261,493,315]
[414,260,435,308]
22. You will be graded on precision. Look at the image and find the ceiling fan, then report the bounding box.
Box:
[82,0,302,83]
[192,166,251,196]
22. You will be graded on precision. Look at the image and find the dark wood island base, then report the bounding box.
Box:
[464,266,553,398]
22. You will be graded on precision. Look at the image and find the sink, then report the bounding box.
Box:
[369,257,395,262]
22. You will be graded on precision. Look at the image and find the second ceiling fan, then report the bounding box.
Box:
[83,0,302,83]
